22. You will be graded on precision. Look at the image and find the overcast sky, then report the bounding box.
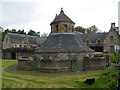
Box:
[0,0,119,34]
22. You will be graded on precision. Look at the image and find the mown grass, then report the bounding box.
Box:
[1,59,119,88]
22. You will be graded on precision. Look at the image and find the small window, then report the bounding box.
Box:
[13,45,17,48]
[20,45,22,47]
[110,36,114,41]
[56,25,58,32]
[111,24,115,28]
[110,46,114,53]
[24,45,27,48]
[64,24,67,32]
[72,26,74,32]
[6,38,8,43]
[86,40,90,44]
[97,40,101,44]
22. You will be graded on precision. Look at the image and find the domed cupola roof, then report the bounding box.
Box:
[50,8,75,25]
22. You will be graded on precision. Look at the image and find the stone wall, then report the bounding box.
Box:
[17,60,32,70]
[2,51,11,59]
[84,55,109,71]
[17,52,110,72]
[17,57,33,70]
[51,22,75,33]
[3,34,12,49]
[2,48,34,59]
[104,30,120,53]
[35,52,93,72]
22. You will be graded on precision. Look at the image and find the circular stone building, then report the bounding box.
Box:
[35,8,94,72]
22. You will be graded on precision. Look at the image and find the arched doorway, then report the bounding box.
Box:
[11,52,16,59]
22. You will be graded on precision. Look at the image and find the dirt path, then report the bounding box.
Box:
[1,75,36,85]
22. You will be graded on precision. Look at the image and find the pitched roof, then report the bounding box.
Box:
[50,8,75,25]
[6,33,47,44]
[0,26,4,31]
[35,32,94,53]
[78,32,108,43]
[37,36,47,44]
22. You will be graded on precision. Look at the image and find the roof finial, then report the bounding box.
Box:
[61,7,63,11]
[60,7,64,13]
[56,14,57,17]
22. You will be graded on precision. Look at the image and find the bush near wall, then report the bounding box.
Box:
[105,53,120,63]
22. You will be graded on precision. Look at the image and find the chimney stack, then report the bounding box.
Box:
[111,23,115,29]
[37,32,40,37]
[116,27,119,31]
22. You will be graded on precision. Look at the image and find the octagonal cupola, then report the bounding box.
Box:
[50,8,75,33]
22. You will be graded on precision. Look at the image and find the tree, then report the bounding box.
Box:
[85,25,100,34]
[18,29,26,34]
[11,29,17,33]
[41,32,48,37]
[75,26,85,33]
[91,25,99,33]
[2,29,10,41]
[27,29,37,36]
[75,25,100,34]
[85,28,92,34]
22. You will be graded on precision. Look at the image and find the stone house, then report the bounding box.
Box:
[34,8,94,72]
[2,33,47,59]
[17,8,110,72]
[104,23,120,53]
[35,33,94,72]
[80,23,120,53]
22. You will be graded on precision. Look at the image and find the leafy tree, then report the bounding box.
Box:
[11,29,17,33]
[75,26,85,33]
[41,32,48,37]
[85,28,92,34]
[27,29,37,36]
[85,25,100,34]
[2,29,40,41]
[91,25,100,33]
[18,29,26,34]
[75,25,100,34]
[2,29,10,41]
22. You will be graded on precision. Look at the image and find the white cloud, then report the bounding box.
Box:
[0,0,119,34]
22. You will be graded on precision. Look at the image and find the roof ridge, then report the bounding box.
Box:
[7,33,38,38]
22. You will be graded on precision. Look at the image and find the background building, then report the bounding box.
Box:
[2,33,47,59]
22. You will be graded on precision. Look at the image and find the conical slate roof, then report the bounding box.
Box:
[50,8,75,25]
[35,32,94,53]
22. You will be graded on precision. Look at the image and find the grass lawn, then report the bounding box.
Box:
[1,59,119,88]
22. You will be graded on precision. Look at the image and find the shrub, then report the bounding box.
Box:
[102,72,118,88]
[105,54,119,63]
